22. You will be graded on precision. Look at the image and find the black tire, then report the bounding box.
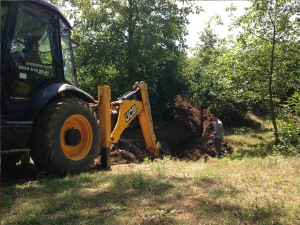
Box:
[31,97,100,175]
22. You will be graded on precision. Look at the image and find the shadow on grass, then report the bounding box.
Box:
[228,140,276,160]
[190,175,286,225]
[2,169,176,225]
[190,195,283,225]
[225,127,273,136]
[2,163,292,225]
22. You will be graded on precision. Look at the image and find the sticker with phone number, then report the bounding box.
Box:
[18,65,49,75]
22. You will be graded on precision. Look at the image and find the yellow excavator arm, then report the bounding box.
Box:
[97,81,161,166]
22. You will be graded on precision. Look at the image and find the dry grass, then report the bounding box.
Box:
[2,116,299,224]
[2,156,300,225]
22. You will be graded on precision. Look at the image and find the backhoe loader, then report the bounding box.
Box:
[1,0,161,175]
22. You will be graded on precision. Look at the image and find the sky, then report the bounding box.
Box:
[185,1,251,48]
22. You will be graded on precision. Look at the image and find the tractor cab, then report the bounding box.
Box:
[1,1,77,104]
[1,1,87,162]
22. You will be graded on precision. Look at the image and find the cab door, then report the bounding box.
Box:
[1,1,60,103]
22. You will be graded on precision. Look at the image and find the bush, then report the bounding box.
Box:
[276,92,300,156]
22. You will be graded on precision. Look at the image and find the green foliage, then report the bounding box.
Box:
[58,0,198,119]
[185,27,220,110]
[235,0,300,143]
[51,0,300,130]
[155,208,176,217]
[186,28,255,122]
[275,92,300,156]
[186,0,300,133]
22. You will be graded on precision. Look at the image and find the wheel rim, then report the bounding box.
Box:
[60,114,93,161]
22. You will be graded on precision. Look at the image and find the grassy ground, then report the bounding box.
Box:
[2,117,300,225]
[225,114,276,159]
[2,158,300,225]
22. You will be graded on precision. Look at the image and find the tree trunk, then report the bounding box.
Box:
[269,23,279,145]
[128,0,134,79]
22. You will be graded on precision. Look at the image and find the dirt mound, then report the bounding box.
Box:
[95,96,238,166]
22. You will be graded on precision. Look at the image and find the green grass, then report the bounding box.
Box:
[225,114,277,158]
[2,156,300,225]
[2,116,300,224]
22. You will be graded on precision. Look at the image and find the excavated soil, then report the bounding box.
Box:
[94,96,239,166]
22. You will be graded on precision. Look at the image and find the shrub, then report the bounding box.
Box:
[275,92,300,156]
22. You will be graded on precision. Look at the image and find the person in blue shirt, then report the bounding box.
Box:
[212,114,224,158]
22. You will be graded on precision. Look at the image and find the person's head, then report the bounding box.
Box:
[24,37,40,52]
[211,114,219,121]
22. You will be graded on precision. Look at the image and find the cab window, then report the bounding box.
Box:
[5,2,57,99]
[60,20,78,87]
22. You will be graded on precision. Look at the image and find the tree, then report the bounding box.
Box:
[234,0,300,144]
[185,26,222,134]
[54,0,198,119]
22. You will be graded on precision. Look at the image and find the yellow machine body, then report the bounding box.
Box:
[98,82,161,164]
